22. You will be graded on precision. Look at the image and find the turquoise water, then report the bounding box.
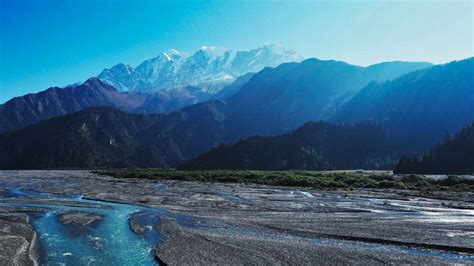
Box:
[34,206,154,265]
[1,188,474,264]
[3,189,160,265]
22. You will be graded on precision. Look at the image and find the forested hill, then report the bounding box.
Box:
[181,121,398,170]
[394,123,474,175]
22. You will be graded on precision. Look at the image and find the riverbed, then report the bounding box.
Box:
[0,170,473,265]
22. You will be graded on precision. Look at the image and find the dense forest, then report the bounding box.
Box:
[181,121,398,170]
[395,123,474,174]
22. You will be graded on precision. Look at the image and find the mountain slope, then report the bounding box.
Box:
[394,123,474,174]
[333,58,474,151]
[0,78,147,133]
[0,108,163,169]
[0,102,230,169]
[132,100,229,166]
[224,59,432,137]
[181,121,396,170]
[97,44,302,93]
[364,61,433,82]
[211,72,255,100]
[137,86,213,113]
[0,78,223,133]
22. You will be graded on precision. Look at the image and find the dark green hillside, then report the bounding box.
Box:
[0,101,230,169]
[0,107,162,169]
[181,121,397,170]
[395,123,474,174]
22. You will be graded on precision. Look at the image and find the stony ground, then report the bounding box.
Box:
[0,170,473,265]
[0,213,38,266]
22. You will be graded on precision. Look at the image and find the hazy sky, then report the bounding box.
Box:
[0,0,472,103]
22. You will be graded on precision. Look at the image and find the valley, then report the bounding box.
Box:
[0,170,473,265]
[2,1,472,264]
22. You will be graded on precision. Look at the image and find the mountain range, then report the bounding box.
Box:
[182,56,473,170]
[225,58,432,136]
[0,78,145,134]
[0,54,430,135]
[97,44,302,93]
[0,75,248,134]
[0,44,301,133]
[333,58,474,151]
[0,48,472,171]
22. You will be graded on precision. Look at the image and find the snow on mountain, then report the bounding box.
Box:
[96,63,142,92]
[97,44,303,93]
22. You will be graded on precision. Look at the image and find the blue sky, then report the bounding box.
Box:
[0,0,472,103]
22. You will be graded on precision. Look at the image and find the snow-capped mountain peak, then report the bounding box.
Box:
[163,49,189,61]
[97,45,303,93]
[260,43,285,53]
[198,46,228,58]
[162,52,172,61]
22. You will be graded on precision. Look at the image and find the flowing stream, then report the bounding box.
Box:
[1,189,160,265]
[1,187,474,264]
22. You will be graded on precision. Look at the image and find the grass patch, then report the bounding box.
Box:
[94,169,474,192]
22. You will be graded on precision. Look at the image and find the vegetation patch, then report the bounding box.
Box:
[95,170,474,192]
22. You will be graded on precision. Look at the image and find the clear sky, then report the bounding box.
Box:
[0,0,472,103]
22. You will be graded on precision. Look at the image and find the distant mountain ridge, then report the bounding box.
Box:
[224,58,433,136]
[97,44,303,93]
[0,78,210,133]
[0,78,233,133]
[0,78,147,134]
[332,57,474,151]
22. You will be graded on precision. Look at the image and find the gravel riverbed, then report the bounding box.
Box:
[0,170,473,265]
